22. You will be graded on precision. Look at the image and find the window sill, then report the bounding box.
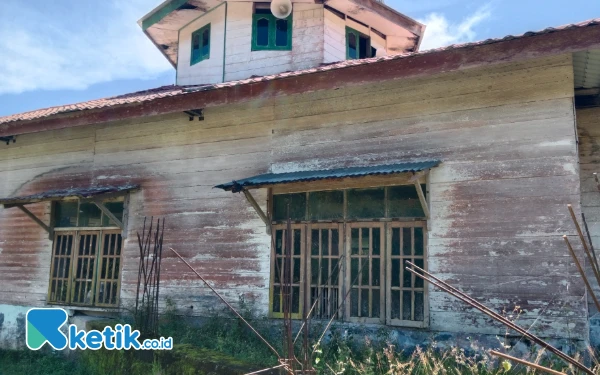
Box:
[46,303,120,314]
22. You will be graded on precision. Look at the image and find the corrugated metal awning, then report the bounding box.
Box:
[0,184,139,207]
[215,161,441,192]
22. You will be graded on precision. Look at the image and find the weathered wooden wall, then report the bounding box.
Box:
[577,106,600,343]
[0,53,584,339]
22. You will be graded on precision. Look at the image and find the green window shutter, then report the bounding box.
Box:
[191,23,211,65]
[252,13,292,51]
[346,26,371,60]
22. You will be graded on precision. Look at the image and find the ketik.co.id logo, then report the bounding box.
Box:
[26,308,172,350]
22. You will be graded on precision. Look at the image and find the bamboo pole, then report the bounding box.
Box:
[490,350,566,375]
[568,204,600,289]
[563,236,600,312]
[405,262,594,375]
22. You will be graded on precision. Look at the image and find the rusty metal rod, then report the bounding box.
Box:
[581,212,600,274]
[564,236,600,312]
[489,350,566,375]
[244,364,287,375]
[169,247,281,359]
[405,262,593,375]
[568,204,600,289]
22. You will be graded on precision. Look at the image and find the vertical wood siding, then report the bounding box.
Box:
[224,3,324,82]
[0,54,585,339]
[577,105,600,329]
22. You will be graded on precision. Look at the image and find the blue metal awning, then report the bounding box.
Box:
[215,161,441,192]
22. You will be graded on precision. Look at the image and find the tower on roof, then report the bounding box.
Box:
[139,0,425,85]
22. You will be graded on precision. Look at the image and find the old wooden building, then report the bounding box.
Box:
[0,0,600,350]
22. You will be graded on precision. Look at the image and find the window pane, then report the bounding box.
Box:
[359,35,369,58]
[388,185,426,218]
[415,227,424,256]
[275,19,288,46]
[273,193,306,221]
[402,291,412,320]
[202,28,210,56]
[347,32,357,59]
[101,201,124,226]
[347,188,385,219]
[79,203,102,227]
[308,191,343,220]
[257,18,269,46]
[415,292,424,321]
[192,33,200,50]
[54,201,78,227]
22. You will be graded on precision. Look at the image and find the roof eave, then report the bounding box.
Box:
[2,20,600,137]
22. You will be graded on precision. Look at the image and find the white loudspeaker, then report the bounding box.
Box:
[271,0,293,19]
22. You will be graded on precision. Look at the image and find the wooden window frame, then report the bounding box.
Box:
[307,223,344,320]
[345,222,385,324]
[267,182,429,327]
[191,23,211,65]
[251,13,293,51]
[269,224,305,319]
[386,221,429,328]
[48,229,123,308]
[345,26,371,60]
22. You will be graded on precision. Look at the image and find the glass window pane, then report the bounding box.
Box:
[391,259,400,287]
[351,288,358,316]
[257,18,269,46]
[192,33,200,50]
[415,227,424,256]
[347,188,385,219]
[54,201,78,227]
[321,229,329,256]
[372,289,380,318]
[392,290,400,319]
[402,291,412,320]
[101,201,124,226]
[275,19,288,46]
[78,203,102,227]
[202,28,210,56]
[347,32,357,59]
[273,193,306,221]
[415,292,424,321]
[331,229,339,256]
[359,35,369,58]
[311,229,319,255]
[388,185,426,218]
[372,227,380,255]
[402,227,412,255]
[308,191,343,220]
[392,228,400,255]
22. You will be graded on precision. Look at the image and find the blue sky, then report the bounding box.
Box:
[0,0,599,117]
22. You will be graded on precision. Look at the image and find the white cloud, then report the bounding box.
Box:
[419,5,492,51]
[0,0,171,95]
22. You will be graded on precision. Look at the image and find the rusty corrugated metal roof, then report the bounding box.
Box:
[0,184,140,206]
[215,161,441,192]
[1,17,599,127]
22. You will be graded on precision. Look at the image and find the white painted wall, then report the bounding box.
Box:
[176,2,388,84]
[224,2,324,82]
[177,4,227,85]
[323,9,346,63]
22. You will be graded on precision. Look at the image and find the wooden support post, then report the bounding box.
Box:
[242,189,271,234]
[92,200,124,230]
[414,180,430,219]
[14,204,52,236]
